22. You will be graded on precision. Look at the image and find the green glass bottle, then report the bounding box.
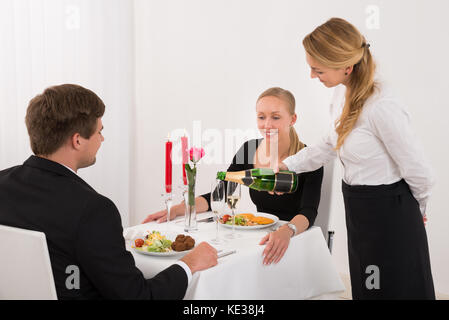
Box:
[216,168,298,193]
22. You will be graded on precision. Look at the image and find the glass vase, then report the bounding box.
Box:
[184,165,198,232]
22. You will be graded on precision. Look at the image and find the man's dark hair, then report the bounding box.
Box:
[25,84,105,155]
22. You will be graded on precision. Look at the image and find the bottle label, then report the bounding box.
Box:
[274,172,296,193]
[240,170,296,193]
[241,170,255,187]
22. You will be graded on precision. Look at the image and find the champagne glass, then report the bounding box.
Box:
[210,179,226,244]
[160,191,173,234]
[226,181,241,239]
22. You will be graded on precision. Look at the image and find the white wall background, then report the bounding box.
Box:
[0,0,134,226]
[1,0,448,295]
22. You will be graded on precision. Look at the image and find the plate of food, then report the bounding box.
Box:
[131,231,195,257]
[218,212,279,230]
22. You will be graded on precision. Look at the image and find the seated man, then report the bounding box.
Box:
[0,84,217,300]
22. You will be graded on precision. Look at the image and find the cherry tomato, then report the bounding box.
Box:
[222,215,231,223]
[135,239,144,247]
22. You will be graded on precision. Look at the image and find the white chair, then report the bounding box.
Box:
[313,160,335,248]
[0,225,57,300]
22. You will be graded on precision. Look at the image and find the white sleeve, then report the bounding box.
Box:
[368,100,435,215]
[283,129,337,174]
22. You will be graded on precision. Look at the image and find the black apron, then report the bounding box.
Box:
[342,179,435,300]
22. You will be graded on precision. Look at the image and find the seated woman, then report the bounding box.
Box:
[142,87,323,265]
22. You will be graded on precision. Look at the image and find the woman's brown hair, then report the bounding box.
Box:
[25,84,105,156]
[303,17,377,150]
[257,87,305,156]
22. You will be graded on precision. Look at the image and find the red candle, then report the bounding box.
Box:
[181,135,188,185]
[165,137,173,193]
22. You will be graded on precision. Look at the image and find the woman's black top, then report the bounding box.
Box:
[201,139,323,226]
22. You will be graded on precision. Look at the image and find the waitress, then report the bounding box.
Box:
[278,17,435,299]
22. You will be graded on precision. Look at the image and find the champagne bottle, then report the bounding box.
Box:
[216,168,298,193]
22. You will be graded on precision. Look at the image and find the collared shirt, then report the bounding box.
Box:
[283,82,435,215]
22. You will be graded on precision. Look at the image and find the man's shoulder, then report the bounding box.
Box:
[0,160,113,213]
[68,181,118,220]
[0,165,21,177]
[85,192,118,212]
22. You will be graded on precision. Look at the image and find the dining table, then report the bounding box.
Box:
[123,212,345,300]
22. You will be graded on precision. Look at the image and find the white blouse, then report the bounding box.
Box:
[283,82,435,215]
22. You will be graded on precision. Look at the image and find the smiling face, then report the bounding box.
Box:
[256,96,296,143]
[306,53,350,88]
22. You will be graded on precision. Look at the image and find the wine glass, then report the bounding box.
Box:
[226,181,241,239]
[210,179,226,244]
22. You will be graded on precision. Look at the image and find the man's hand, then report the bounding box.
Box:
[180,242,218,274]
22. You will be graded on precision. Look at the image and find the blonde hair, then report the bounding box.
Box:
[257,87,305,156]
[303,17,377,150]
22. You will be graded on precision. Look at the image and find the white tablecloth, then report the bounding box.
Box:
[123,213,345,300]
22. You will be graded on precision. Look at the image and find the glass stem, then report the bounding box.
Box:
[232,209,235,235]
[216,217,219,240]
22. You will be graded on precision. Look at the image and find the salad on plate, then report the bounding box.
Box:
[133,231,173,253]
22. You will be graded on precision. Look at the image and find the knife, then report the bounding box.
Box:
[218,250,236,258]
[197,216,214,223]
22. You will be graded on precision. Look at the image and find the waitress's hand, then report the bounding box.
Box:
[272,161,289,174]
[259,227,292,265]
[268,162,289,195]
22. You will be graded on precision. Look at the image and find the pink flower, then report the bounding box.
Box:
[189,147,205,163]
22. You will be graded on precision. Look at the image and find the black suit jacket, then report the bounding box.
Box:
[0,156,187,300]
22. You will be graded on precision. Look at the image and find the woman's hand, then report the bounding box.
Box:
[142,197,209,224]
[273,161,289,174]
[259,226,292,265]
[142,208,178,224]
[268,162,289,195]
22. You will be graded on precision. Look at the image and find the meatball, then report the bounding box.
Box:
[172,241,187,252]
[184,238,195,250]
[171,234,195,251]
[175,234,186,242]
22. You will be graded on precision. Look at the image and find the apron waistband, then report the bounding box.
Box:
[342,179,410,198]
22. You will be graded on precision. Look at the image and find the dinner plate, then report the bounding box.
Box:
[132,246,192,257]
[131,231,195,257]
[219,212,279,230]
